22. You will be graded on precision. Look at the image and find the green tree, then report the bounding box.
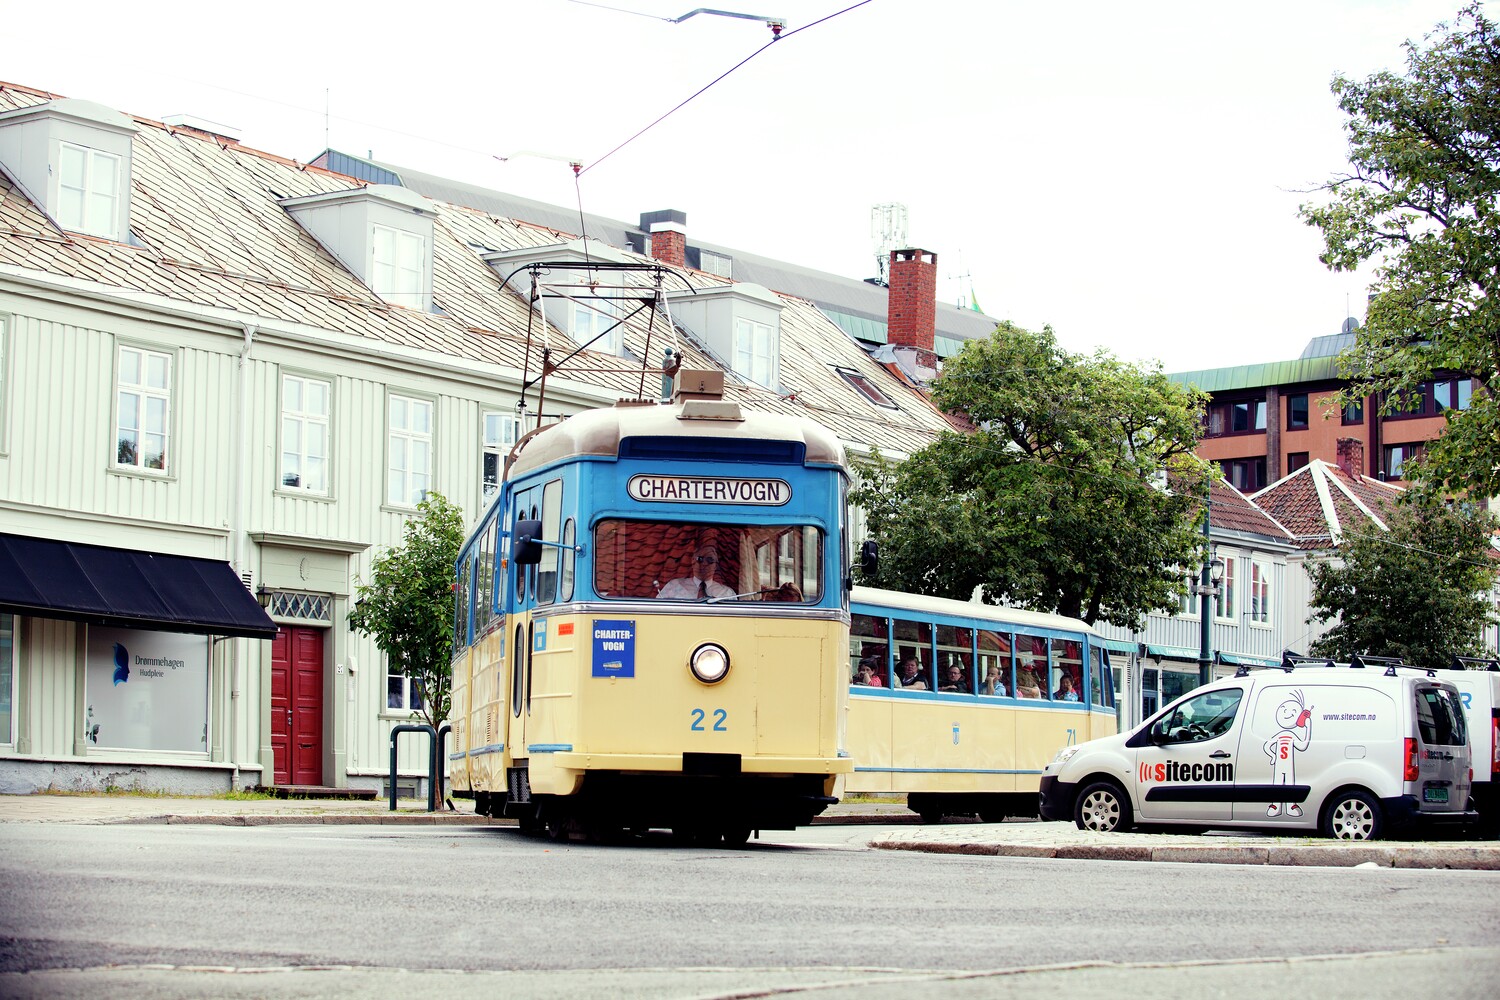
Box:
[852,323,1213,629]
[1307,494,1498,670]
[348,492,466,731]
[1300,4,1500,497]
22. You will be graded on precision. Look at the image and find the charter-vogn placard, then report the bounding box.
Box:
[627,474,791,505]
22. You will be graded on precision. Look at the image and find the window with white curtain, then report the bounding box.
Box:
[280,374,331,493]
[387,393,432,507]
[115,345,171,472]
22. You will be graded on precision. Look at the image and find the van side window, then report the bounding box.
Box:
[1416,688,1468,746]
[1157,689,1243,743]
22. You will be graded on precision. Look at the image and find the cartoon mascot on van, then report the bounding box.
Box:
[1264,690,1313,818]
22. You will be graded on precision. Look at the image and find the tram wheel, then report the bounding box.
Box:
[721,826,753,848]
[977,806,1007,824]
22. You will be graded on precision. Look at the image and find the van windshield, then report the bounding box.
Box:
[1415,687,1468,747]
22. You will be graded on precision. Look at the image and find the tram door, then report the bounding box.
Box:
[506,489,541,772]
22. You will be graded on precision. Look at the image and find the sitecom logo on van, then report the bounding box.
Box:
[1139,760,1235,783]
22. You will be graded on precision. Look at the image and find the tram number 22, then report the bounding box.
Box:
[690,708,728,732]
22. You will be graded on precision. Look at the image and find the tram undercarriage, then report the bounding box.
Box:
[469,767,837,846]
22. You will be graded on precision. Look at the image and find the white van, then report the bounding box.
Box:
[1038,661,1472,840]
[1434,657,1500,837]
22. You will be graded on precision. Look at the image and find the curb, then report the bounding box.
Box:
[868,838,1500,870]
[109,813,508,827]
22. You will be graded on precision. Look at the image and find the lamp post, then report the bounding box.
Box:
[1195,505,1225,687]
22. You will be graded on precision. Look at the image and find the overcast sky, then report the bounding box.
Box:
[3,1,1484,372]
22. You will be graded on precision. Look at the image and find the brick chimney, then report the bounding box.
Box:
[641,209,687,268]
[1336,437,1365,478]
[887,248,937,352]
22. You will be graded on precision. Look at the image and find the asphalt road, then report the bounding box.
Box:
[1,823,1496,998]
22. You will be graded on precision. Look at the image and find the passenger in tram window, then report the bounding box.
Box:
[770,582,803,602]
[897,655,927,690]
[939,661,969,693]
[980,664,1008,696]
[854,657,883,687]
[1015,662,1043,698]
[657,543,735,600]
[1054,673,1080,702]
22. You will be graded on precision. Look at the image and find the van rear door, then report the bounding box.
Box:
[1411,683,1471,814]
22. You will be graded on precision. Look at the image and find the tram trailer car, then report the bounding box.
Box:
[1040,663,1472,840]
[447,382,853,844]
[845,587,1118,823]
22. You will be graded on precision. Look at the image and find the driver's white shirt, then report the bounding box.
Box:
[657,576,735,600]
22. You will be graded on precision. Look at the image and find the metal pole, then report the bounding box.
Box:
[1198,496,1213,687]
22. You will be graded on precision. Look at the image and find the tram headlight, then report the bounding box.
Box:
[689,643,730,684]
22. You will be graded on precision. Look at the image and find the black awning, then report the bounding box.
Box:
[0,533,278,639]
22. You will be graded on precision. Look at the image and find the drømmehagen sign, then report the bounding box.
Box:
[627,475,791,505]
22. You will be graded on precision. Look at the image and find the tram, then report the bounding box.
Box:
[845,587,1117,822]
[447,370,854,843]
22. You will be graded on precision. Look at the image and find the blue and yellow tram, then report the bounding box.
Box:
[448,373,854,843]
[845,587,1117,822]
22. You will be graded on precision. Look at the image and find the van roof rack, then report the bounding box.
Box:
[1350,654,1405,676]
[1280,651,1333,672]
[1452,655,1500,672]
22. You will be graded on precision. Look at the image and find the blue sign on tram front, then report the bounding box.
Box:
[592,620,636,678]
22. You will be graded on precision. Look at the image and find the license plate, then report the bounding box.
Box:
[1423,787,1449,803]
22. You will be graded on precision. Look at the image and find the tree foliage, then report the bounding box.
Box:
[347,492,466,731]
[1307,493,1498,670]
[1300,4,1500,497]
[851,323,1213,629]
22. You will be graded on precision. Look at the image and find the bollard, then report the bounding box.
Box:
[389,723,436,811]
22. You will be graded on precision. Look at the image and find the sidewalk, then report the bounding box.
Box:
[2,793,1497,869]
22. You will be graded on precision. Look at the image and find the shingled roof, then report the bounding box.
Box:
[0,81,954,457]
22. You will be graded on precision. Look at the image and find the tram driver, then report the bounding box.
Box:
[657,542,736,600]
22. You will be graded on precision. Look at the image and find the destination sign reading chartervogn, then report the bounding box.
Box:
[627,474,791,506]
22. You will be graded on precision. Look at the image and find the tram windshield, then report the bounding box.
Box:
[594,519,823,603]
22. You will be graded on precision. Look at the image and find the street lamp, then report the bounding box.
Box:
[1195,548,1225,687]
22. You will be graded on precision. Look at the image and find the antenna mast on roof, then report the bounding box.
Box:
[870,203,907,286]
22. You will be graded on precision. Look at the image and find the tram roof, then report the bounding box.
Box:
[852,586,1098,636]
[509,399,847,478]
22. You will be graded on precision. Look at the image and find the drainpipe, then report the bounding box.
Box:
[229,323,257,790]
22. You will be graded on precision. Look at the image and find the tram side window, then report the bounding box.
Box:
[1051,638,1083,702]
[935,624,973,693]
[454,549,474,652]
[1015,635,1045,698]
[560,518,576,601]
[977,629,1011,696]
[1090,646,1112,708]
[892,618,933,691]
[537,479,562,605]
[475,516,499,635]
[851,613,890,687]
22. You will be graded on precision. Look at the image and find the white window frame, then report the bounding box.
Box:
[58,141,121,239]
[734,317,776,388]
[482,410,520,507]
[387,392,433,508]
[114,344,173,474]
[572,297,624,356]
[1248,559,1273,627]
[372,224,427,309]
[1214,555,1237,623]
[386,669,424,714]
[279,373,332,495]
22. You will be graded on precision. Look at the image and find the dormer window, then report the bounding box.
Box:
[0,99,138,244]
[281,184,436,311]
[58,142,121,238]
[734,317,776,388]
[372,224,428,309]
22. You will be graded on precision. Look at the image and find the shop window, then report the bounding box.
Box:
[0,613,12,745]
[85,628,209,752]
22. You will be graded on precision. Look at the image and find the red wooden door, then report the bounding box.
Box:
[271,626,324,786]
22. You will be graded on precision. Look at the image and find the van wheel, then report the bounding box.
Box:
[1075,781,1132,833]
[1322,789,1382,841]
